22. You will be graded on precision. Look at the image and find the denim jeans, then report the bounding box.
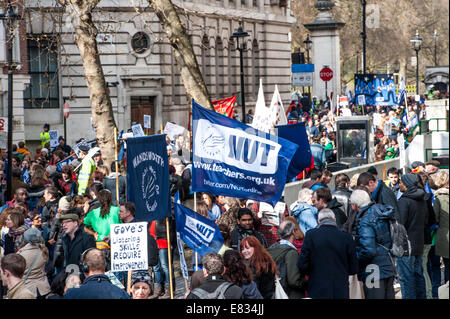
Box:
[428,246,442,298]
[397,255,426,299]
[154,248,170,285]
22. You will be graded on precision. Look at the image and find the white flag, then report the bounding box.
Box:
[269,85,288,126]
[251,79,272,133]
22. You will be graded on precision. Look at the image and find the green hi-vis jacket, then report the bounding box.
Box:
[77,157,96,195]
[40,132,50,147]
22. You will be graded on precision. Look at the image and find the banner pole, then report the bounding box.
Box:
[55,153,74,166]
[114,127,120,206]
[194,192,198,271]
[127,270,132,294]
[382,163,387,181]
[166,217,174,299]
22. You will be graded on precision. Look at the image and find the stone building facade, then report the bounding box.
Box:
[2,0,295,151]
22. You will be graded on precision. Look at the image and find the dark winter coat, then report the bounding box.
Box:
[102,174,126,206]
[61,224,97,267]
[250,262,276,299]
[64,274,130,299]
[87,199,100,214]
[396,186,429,256]
[46,210,64,270]
[186,275,243,299]
[230,225,268,250]
[355,203,397,281]
[267,242,307,299]
[371,180,399,215]
[332,187,352,217]
[327,198,348,229]
[297,221,358,299]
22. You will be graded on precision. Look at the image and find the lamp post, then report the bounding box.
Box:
[410,30,422,117]
[410,30,423,95]
[361,0,367,74]
[0,0,20,201]
[433,29,439,66]
[303,34,312,98]
[231,21,249,123]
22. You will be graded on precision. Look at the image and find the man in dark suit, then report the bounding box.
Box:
[297,208,358,299]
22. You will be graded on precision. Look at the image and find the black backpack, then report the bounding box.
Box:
[190,282,233,299]
[384,219,411,258]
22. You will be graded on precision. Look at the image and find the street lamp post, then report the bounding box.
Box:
[0,0,20,201]
[410,30,422,117]
[433,29,439,66]
[303,34,313,98]
[231,21,249,123]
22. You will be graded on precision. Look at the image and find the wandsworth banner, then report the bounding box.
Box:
[126,135,170,222]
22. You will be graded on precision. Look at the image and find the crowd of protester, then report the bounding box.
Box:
[0,84,449,299]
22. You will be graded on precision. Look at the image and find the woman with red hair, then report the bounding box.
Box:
[240,235,278,299]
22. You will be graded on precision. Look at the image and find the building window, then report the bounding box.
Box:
[24,36,59,109]
[131,32,150,54]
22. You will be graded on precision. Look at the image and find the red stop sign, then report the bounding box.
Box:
[320,67,333,82]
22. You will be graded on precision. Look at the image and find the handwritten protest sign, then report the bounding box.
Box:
[164,122,186,141]
[49,130,59,148]
[132,124,145,137]
[110,222,148,272]
[144,115,151,129]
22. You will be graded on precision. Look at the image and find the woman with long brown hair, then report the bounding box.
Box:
[83,189,121,248]
[240,235,278,299]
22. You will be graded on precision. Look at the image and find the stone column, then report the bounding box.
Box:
[304,0,344,102]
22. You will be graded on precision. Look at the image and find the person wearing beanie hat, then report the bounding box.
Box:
[17,228,51,297]
[400,174,418,189]
[130,270,153,299]
[396,173,431,299]
[58,196,71,213]
[23,227,43,244]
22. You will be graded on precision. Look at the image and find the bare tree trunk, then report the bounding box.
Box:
[148,0,213,110]
[59,0,117,169]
